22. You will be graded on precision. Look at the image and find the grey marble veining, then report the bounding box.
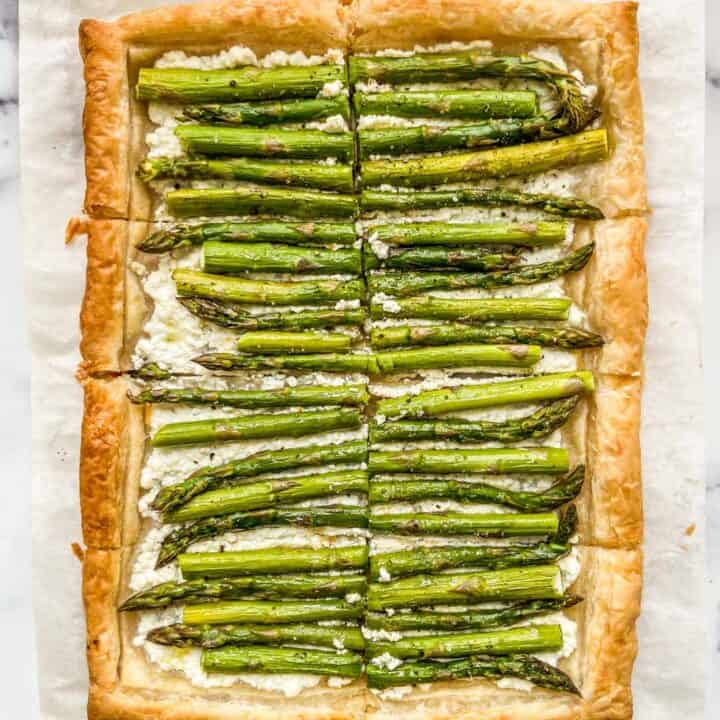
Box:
[0,0,36,717]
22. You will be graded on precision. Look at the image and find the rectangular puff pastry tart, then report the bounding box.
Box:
[75,1,647,718]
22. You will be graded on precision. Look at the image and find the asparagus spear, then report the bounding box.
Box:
[370,220,567,247]
[175,124,354,161]
[372,344,542,372]
[148,622,364,651]
[139,157,353,192]
[202,645,363,677]
[375,371,594,419]
[371,323,603,349]
[194,345,542,374]
[369,397,579,443]
[366,653,578,693]
[359,117,569,158]
[179,545,368,579]
[173,269,364,306]
[183,96,350,126]
[367,565,562,610]
[121,574,367,610]
[369,511,559,537]
[366,624,562,660]
[554,504,579,545]
[361,188,604,220]
[193,352,376,373]
[354,89,538,120]
[369,543,570,580]
[138,221,357,254]
[370,296,571,322]
[348,53,595,132]
[165,470,369,523]
[137,65,346,103]
[179,297,366,331]
[367,244,594,297]
[151,407,362,447]
[368,447,569,474]
[151,439,368,514]
[234,331,358,354]
[365,596,582,631]
[129,362,172,381]
[369,246,521,272]
[362,130,608,188]
[184,600,364,625]
[130,384,368,408]
[158,506,368,567]
[369,466,585,511]
[166,187,358,219]
[203,241,362,275]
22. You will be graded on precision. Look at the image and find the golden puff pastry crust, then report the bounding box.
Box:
[79,0,350,219]
[349,0,646,219]
[83,545,368,720]
[77,2,647,718]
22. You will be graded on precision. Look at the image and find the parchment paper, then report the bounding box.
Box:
[21,1,706,718]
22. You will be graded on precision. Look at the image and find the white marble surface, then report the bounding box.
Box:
[0,0,38,714]
[0,0,714,715]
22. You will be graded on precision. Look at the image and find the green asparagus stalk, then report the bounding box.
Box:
[369,246,521,272]
[203,241,362,275]
[148,622,364,651]
[137,65,346,103]
[369,397,579,443]
[371,323,603,349]
[151,407,362,448]
[375,370,594,419]
[370,296,571,322]
[166,470,369,523]
[138,221,357,254]
[554,504,579,545]
[354,89,538,120]
[367,565,562,610]
[360,117,568,158]
[193,352,376,373]
[234,331,357,354]
[369,543,569,580]
[202,645,363,677]
[173,269,364,306]
[166,187,358,219]
[179,545,368,579]
[183,96,350,126]
[367,244,594,297]
[194,345,541,374]
[362,130,608,188]
[365,596,582,632]
[184,600,363,626]
[372,344,542,372]
[130,384,368,408]
[348,53,595,132]
[368,447,569,475]
[361,188,604,220]
[139,157,353,192]
[366,653,578,693]
[175,124,354,161]
[369,511,559,537]
[129,362,172,381]
[371,220,567,247]
[366,624,562,660]
[369,467,584,512]
[158,506,368,567]
[179,297,366,331]
[121,574,367,610]
[151,439,368,514]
